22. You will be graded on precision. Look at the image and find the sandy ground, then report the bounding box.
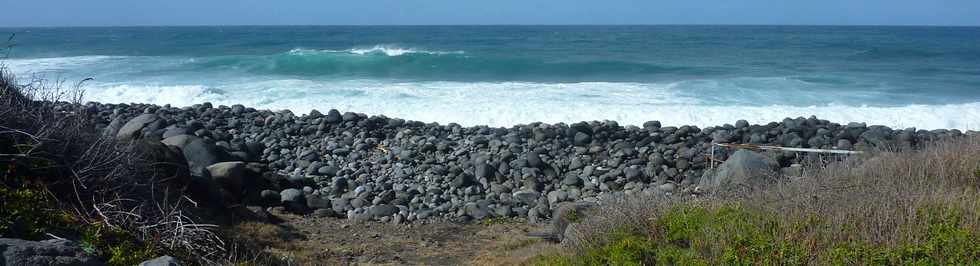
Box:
[231,210,562,266]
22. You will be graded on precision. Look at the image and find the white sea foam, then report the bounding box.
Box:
[288,45,464,57]
[81,80,980,130]
[2,56,126,73]
[85,84,228,106]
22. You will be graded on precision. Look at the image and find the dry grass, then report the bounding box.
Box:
[551,136,980,265]
[751,137,980,247]
[0,65,283,265]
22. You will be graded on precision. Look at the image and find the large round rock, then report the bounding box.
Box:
[279,188,308,213]
[206,161,248,196]
[162,134,232,177]
[0,238,103,266]
[117,114,166,141]
[698,150,778,190]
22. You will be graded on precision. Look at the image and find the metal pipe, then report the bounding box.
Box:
[714,143,862,155]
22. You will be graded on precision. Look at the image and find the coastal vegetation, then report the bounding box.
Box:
[534,136,980,265]
[0,67,285,265]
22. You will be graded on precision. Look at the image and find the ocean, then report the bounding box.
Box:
[1,25,979,129]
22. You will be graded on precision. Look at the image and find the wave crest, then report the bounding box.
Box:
[288,45,464,57]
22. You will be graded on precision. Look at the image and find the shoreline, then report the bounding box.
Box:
[63,82,980,131]
[92,100,975,223]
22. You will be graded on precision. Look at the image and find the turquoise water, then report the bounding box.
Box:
[2,26,979,129]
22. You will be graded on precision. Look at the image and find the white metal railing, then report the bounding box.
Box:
[708,142,862,169]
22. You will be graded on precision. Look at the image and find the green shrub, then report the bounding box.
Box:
[656,205,810,265]
[0,169,71,239]
[0,184,51,238]
[533,204,979,265]
[2,165,157,265]
[80,223,159,266]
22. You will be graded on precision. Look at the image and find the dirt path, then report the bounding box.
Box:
[231,211,561,265]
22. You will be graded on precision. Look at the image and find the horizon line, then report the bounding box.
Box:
[2,23,980,28]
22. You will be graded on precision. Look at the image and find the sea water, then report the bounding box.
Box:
[2,26,979,129]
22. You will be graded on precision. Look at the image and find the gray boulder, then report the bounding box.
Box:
[161,127,188,139]
[698,150,778,190]
[117,114,165,141]
[259,190,280,206]
[513,190,541,206]
[306,194,331,210]
[139,255,181,266]
[0,238,103,266]
[206,161,248,195]
[573,131,591,146]
[324,109,342,123]
[102,116,125,137]
[162,134,231,177]
[527,202,596,243]
[464,202,491,220]
[279,188,307,213]
[369,204,400,218]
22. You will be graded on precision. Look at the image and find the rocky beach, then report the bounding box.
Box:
[91,100,974,224]
[5,81,980,265]
[4,23,980,266]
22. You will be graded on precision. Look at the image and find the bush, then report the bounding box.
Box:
[537,203,979,265]
[80,223,159,266]
[0,173,68,239]
[0,64,247,265]
[540,137,980,265]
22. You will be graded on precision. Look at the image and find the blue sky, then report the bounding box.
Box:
[0,0,978,26]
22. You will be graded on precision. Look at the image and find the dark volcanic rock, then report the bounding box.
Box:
[369,204,400,218]
[280,188,307,213]
[162,134,232,177]
[573,131,591,146]
[77,100,957,223]
[206,161,249,198]
[117,114,165,141]
[0,238,103,266]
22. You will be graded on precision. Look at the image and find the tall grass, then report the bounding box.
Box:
[1,63,286,265]
[542,137,980,265]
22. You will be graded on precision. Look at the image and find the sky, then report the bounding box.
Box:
[0,0,978,27]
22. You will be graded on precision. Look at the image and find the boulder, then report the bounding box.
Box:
[102,116,125,137]
[527,151,544,168]
[161,127,188,139]
[259,190,280,206]
[473,162,493,180]
[0,238,103,266]
[698,150,778,190]
[139,255,181,266]
[324,109,342,123]
[331,198,351,213]
[562,175,582,186]
[527,202,596,243]
[117,114,165,141]
[451,174,474,188]
[162,135,231,177]
[279,188,307,213]
[130,141,192,188]
[206,161,248,196]
[573,131,591,146]
[369,204,400,218]
[317,165,339,177]
[464,202,491,220]
[513,190,541,206]
[306,194,331,210]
